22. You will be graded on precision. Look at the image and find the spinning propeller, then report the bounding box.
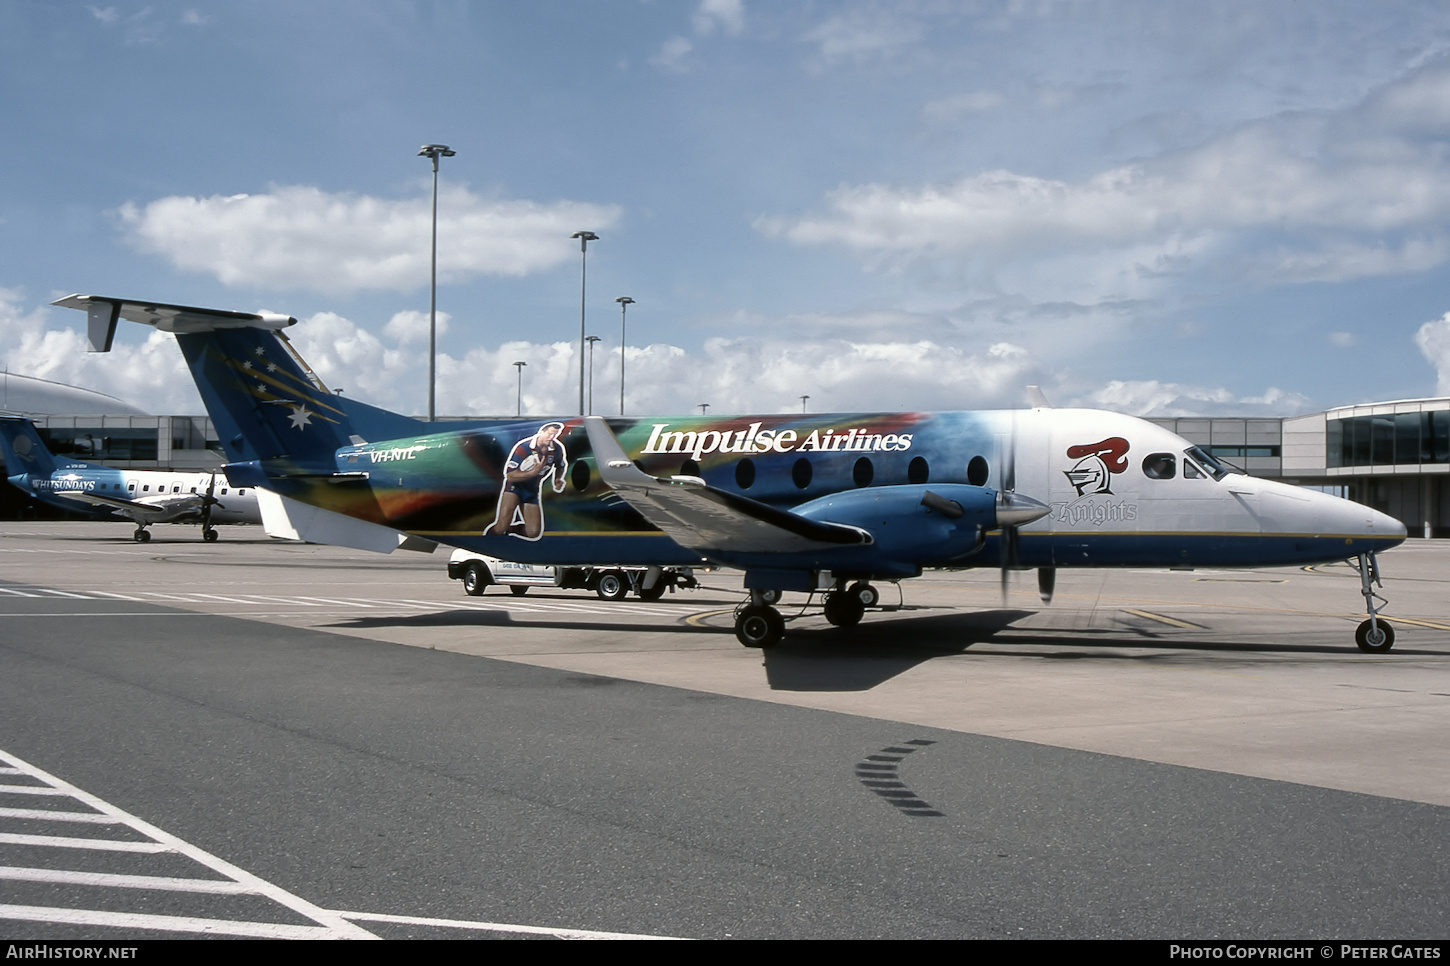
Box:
[994,410,1052,605]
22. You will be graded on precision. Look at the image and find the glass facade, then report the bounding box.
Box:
[1327,412,1450,468]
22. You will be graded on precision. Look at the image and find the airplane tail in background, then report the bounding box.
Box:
[0,415,63,479]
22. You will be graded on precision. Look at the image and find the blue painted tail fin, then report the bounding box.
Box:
[174,327,357,468]
[0,416,63,478]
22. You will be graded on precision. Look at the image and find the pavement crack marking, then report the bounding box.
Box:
[854,739,944,818]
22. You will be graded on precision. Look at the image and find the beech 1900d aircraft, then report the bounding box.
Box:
[0,415,261,541]
[59,294,1408,651]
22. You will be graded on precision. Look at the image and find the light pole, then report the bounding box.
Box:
[585,335,601,415]
[698,403,709,415]
[571,231,599,415]
[418,143,455,422]
[513,361,527,417]
[615,296,634,415]
[800,395,809,413]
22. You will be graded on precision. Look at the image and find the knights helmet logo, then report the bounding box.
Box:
[1064,437,1129,496]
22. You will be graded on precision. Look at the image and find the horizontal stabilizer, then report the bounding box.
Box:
[583,416,870,554]
[54,295,296,352]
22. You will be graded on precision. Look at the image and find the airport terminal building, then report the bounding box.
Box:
[2,370,1447,536]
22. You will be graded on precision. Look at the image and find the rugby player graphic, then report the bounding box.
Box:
[488,421,568,540]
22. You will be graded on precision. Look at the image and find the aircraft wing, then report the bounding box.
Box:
[53,490,203,523]
[583,416,870,554]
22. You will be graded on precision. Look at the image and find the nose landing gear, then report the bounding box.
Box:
[1351,551,1395,653]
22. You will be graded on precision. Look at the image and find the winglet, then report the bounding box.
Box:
[1026,385,1052,409]
[583,416,698,492]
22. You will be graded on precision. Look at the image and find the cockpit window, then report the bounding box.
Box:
[1183,445,1234,481]
[1142,453,1176,479]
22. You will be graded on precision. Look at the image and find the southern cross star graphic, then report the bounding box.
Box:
[288,405,313,430]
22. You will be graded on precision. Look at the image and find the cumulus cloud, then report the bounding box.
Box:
[693,0,745,37]
[802,8,925,67]
[1414,311,1450,397]
[118,185,621,295]
[649,36,695,73]
[762,60,1450,289]
[0,289,200,414]
[1077,380,1315,418]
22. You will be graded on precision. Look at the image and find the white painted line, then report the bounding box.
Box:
[33,589,92,599]
[0,866,254,895]
[0,807,116,823]
[0,832,170,852]
[0,785,71,796]
[0,904,341,940]
[0,588,41,598]
[190,593,266,604]
[0,747,377,940]
[89,591,148,601]
[339,909,688,940]
[295,596,378,607]
[139,592,202,601]
[238,595,324,606]
[0,768,21,775]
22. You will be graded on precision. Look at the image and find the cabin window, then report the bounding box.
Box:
[128,483,135,492]
[190,487,197,494]
[967,455,989,486]
[570,460,591,492]
[907,456,929,485]
[142,485,149,492]
[238,489,246,496]
[1142,453,1176,479]
[734,458,755,489]
[791,457,813,489]
[852,457,874,488]
[221,488,228,495]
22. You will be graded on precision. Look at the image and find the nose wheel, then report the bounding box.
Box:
[1351,551,1395,653]
[132,528,150,543]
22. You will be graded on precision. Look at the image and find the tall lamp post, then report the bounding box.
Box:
[585,335,601,414]
[418,143,455,422]
[571,231,599,416]
[615,296,634,415]
[513,361,527,417]
[800,395,810,413]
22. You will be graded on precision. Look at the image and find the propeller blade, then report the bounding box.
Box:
[1038,566,1056,605]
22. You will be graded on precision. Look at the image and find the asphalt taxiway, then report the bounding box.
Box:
[0,522,1446,939]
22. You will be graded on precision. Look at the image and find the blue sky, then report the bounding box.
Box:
[5,1,1450,418]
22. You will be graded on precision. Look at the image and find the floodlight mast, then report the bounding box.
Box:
[616,296,634,415]
[418,143,455,421]
[571,231,599,415]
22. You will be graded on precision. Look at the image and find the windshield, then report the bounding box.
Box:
[1183,445,1238,481]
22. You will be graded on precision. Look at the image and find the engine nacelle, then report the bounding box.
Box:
[793,483,996,566]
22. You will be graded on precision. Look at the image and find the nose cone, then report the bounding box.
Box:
[1262,480,1407,551]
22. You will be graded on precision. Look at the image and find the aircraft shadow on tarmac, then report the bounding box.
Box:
[315,603,1424,694]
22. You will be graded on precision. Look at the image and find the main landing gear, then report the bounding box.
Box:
[132,527,150,543]
[733,581,881,648]
[1351,551,1395,654]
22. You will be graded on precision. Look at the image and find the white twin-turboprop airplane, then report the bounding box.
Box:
[0,415,261,542]
[59,294,1408,651]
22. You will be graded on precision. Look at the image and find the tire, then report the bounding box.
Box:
[735,605,784,648]
[848,581,878,608]
[596,570,629,601]
[1355,618,1395,654]
[757,588,782,606]
[462,562,489,596]
[509,585,530,597]
[203,528,219,542]
[637,582,666,601]
[823,591,865,627]
[134,530,150,543]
